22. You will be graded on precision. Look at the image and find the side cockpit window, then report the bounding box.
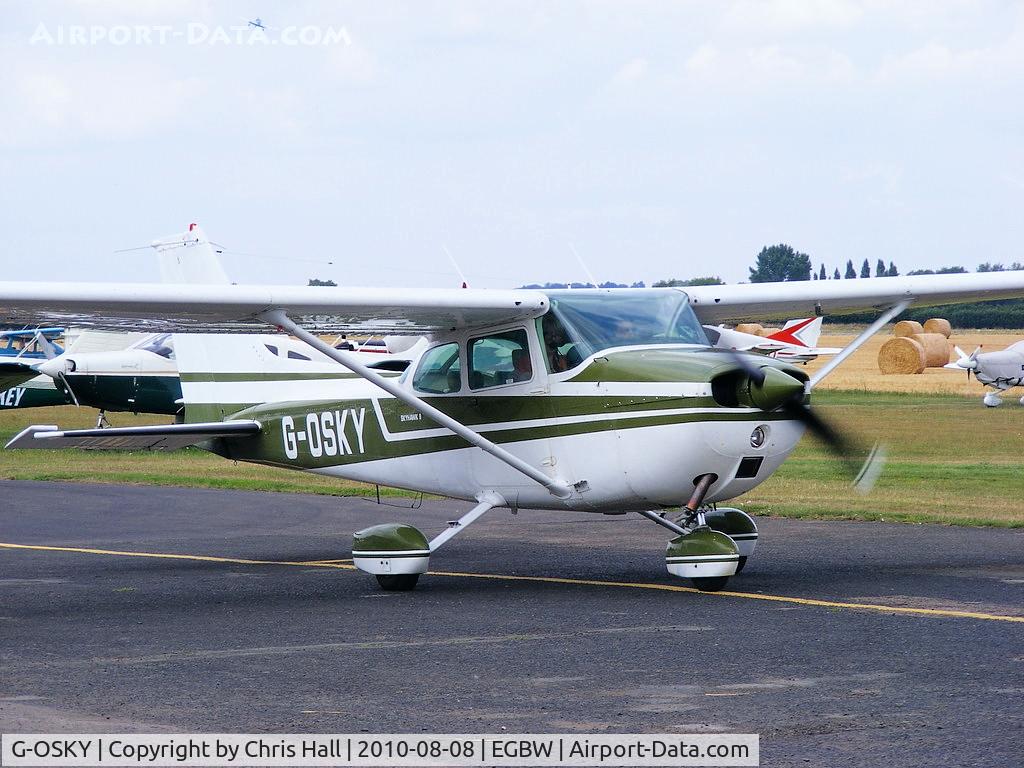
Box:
[539,313,584,373]
[468,329,532,389]
[139,333,175,360]
[413,342,462,394]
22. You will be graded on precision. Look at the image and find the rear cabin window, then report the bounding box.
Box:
[413,342,462,394]
[287,350,311,361]
[138,333,175,360]
[468,329,532,390]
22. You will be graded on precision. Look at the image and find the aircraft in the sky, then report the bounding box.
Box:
[945,341,1024,406]
[3,271,1024,593]
[703,317,842,364]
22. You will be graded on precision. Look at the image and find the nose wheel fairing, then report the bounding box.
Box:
[666,526,739,583]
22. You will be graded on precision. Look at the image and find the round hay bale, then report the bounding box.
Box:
[923,317,952,338]
[735,323,763,336]
[893,320,924,337]
[911,332,951,367]
[756,327,781,337]
[878,337,926,374]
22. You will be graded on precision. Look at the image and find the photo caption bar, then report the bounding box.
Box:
[0,733,758,767]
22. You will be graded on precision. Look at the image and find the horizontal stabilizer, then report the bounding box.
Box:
[5,421,261,451]
[0,361,39,392]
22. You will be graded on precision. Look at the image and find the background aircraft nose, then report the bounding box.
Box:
[35,358,69,378]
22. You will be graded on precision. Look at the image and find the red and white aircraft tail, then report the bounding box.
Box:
[704,316,842,363]
[765,317,823,348]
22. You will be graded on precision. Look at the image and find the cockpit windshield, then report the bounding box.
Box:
[539,289,708,371]
[135,333,175,360]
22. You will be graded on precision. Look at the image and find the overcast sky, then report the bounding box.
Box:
[2,1,1022,288]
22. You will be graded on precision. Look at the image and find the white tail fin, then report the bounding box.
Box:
[63,329,150,354]
[766,317,823,348]
[153,223,231,285]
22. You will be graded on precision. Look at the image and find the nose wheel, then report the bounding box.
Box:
[638,474,741,592]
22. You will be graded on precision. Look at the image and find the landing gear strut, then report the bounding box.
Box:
[352,492,503,591]
[95,411,110,429]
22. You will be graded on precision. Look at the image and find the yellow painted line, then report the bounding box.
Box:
[0,542,356,571]
[426,568,1024,623]
[3,541,1022,625]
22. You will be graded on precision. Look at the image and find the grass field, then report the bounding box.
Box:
[1,383,1020,528]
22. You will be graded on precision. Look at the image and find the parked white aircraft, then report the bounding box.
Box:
[945,341,1024,406]
[703,317,841,364]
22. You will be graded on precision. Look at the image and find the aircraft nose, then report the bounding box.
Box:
[35,357,69,378]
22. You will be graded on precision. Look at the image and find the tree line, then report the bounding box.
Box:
[511,242,1024,328]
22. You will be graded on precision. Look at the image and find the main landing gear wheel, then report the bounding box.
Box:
[690,576,731,592]
[352,523,431,592]
[376,574,420,591]
[351,494,504,592]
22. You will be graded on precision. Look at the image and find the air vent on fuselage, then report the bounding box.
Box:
[736,456,764,479]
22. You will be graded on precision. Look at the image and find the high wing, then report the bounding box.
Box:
[687,271,1024,323]
[6,421,261,451]
[0,327,63,339]
[0,283,549,334]
[1,272,1022,336]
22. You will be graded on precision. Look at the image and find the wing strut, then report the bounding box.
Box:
[260,310,573,500]
[809,300,911,389]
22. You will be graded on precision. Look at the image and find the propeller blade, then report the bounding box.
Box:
[723,350,886,492]
[56,371,80,407]
[781,398,887,494]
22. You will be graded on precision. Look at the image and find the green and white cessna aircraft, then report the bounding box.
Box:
[3,271,1024,592]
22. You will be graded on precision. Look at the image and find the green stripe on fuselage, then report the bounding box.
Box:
[0,385,68,410]
[208,395,791,471]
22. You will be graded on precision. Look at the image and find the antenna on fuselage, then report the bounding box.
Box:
[569,243,598,288]
[442,244,469,288]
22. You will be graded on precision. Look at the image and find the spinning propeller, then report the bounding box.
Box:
[724,350,886,494]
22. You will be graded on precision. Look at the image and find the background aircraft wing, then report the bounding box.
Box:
[0,283,549,335]
[0,361,39,391]
[6,421,261,451]
[686,271,1024,323]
